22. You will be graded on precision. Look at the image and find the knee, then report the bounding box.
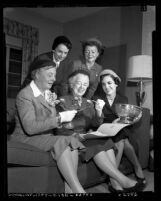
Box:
[124,138,133,148]
[116,139,124,147]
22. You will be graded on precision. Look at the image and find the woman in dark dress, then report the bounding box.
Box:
[67,38,103,99]
[55,69,144,193]
[93,69,146,190]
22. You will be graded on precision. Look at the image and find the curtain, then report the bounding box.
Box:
[3,17,39,83]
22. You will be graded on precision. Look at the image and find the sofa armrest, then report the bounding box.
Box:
[128,107,150,168]
[7,139,56,167]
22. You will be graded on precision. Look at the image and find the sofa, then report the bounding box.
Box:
[7,107,150,194]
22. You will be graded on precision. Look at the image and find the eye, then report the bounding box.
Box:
[48,73,54,77]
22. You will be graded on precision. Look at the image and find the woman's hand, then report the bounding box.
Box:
[95,99,105,117]
[63,122,74,129]
[112,118,121,123]
[59,110,77,123]
[72,133,85,142]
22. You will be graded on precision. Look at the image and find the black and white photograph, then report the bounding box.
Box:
[3,3,155,198]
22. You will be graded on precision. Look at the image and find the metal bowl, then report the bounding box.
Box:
[115,103,142,124]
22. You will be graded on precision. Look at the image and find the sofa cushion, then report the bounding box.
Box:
[7,140,56,167]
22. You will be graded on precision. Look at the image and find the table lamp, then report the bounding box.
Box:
[127,55,152,107]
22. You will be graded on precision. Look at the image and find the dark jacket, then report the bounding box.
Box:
[24,51,72,97]
[55,95,103,136]
[93,91,128,123]
[37,51,72,97]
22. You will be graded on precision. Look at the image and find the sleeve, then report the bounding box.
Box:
[58,60,78,96]
[88,102,104,128]
[16,91,59,135]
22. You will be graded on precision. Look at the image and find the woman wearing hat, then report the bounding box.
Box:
[10,58,88,193]
[68,37,103,99]
[21,35,73,97]
[93,69,146,191]
[55,69,145,193]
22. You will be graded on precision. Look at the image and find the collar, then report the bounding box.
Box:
[52,52,60,68]
[30,80,44,97]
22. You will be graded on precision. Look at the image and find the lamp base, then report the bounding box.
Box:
[136,91,145,107]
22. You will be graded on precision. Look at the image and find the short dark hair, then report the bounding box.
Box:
[52,35,72,51]
[100,73,120,86]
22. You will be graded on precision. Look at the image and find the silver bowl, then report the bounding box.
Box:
[115,103,142,124]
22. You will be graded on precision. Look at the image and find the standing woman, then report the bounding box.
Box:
[69,38,103,99]
[21,35,72,97]
[93,69,146,189]
[10,58,86,193]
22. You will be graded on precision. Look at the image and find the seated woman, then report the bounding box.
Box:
[10,58,86,193]
[93,69,146,189]
[55,69,144,193]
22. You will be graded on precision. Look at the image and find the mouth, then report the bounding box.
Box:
[48,83,53,86]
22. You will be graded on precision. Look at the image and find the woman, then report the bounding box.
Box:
[10,58,86,193]
[55,69,144,193]
[68,38,103,99]
[93,69,146,189]
[21,35,72,97]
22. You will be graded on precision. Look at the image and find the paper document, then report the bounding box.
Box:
[80,123,129,139]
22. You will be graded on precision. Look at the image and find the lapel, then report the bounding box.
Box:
[37,94,53,112]
[101,93,115,114]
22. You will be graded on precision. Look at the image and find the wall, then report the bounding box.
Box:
[5,6,154,115]
[63,7,122,60]
[124,6,155,114]
[3,7,63,54]
[4,7,63,112]
[120,6,143,105]
[64,6,144,105]
[141,6,155,114]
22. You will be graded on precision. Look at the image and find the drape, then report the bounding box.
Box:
[3,17,39,83]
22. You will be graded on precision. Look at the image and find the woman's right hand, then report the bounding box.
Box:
[112,118,120,123]
[59,110,77,123]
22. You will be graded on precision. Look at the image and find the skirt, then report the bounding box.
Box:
[80,137,116,162]
[11,133,85,161]
[111,127,130,143]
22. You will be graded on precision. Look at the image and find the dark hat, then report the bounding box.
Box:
[29,58,56,73]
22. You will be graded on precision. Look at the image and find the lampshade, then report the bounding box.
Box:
[127,55,152,82]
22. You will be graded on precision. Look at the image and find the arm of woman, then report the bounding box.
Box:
[85,64,102,99]
[16,90,59,136]
[89,103,104,128]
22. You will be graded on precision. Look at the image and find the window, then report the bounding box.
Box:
[6,45,23,98]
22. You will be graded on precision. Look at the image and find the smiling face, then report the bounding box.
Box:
[101,75,118,96]
[84,45,99,63]
[35,66,56,92]
[53,44,69,62]
[70,73,89,97]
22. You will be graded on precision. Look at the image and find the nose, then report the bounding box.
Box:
[51,75,56,82]
[61,52,66,58]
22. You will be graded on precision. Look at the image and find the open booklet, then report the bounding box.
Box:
[80,123,130,139]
